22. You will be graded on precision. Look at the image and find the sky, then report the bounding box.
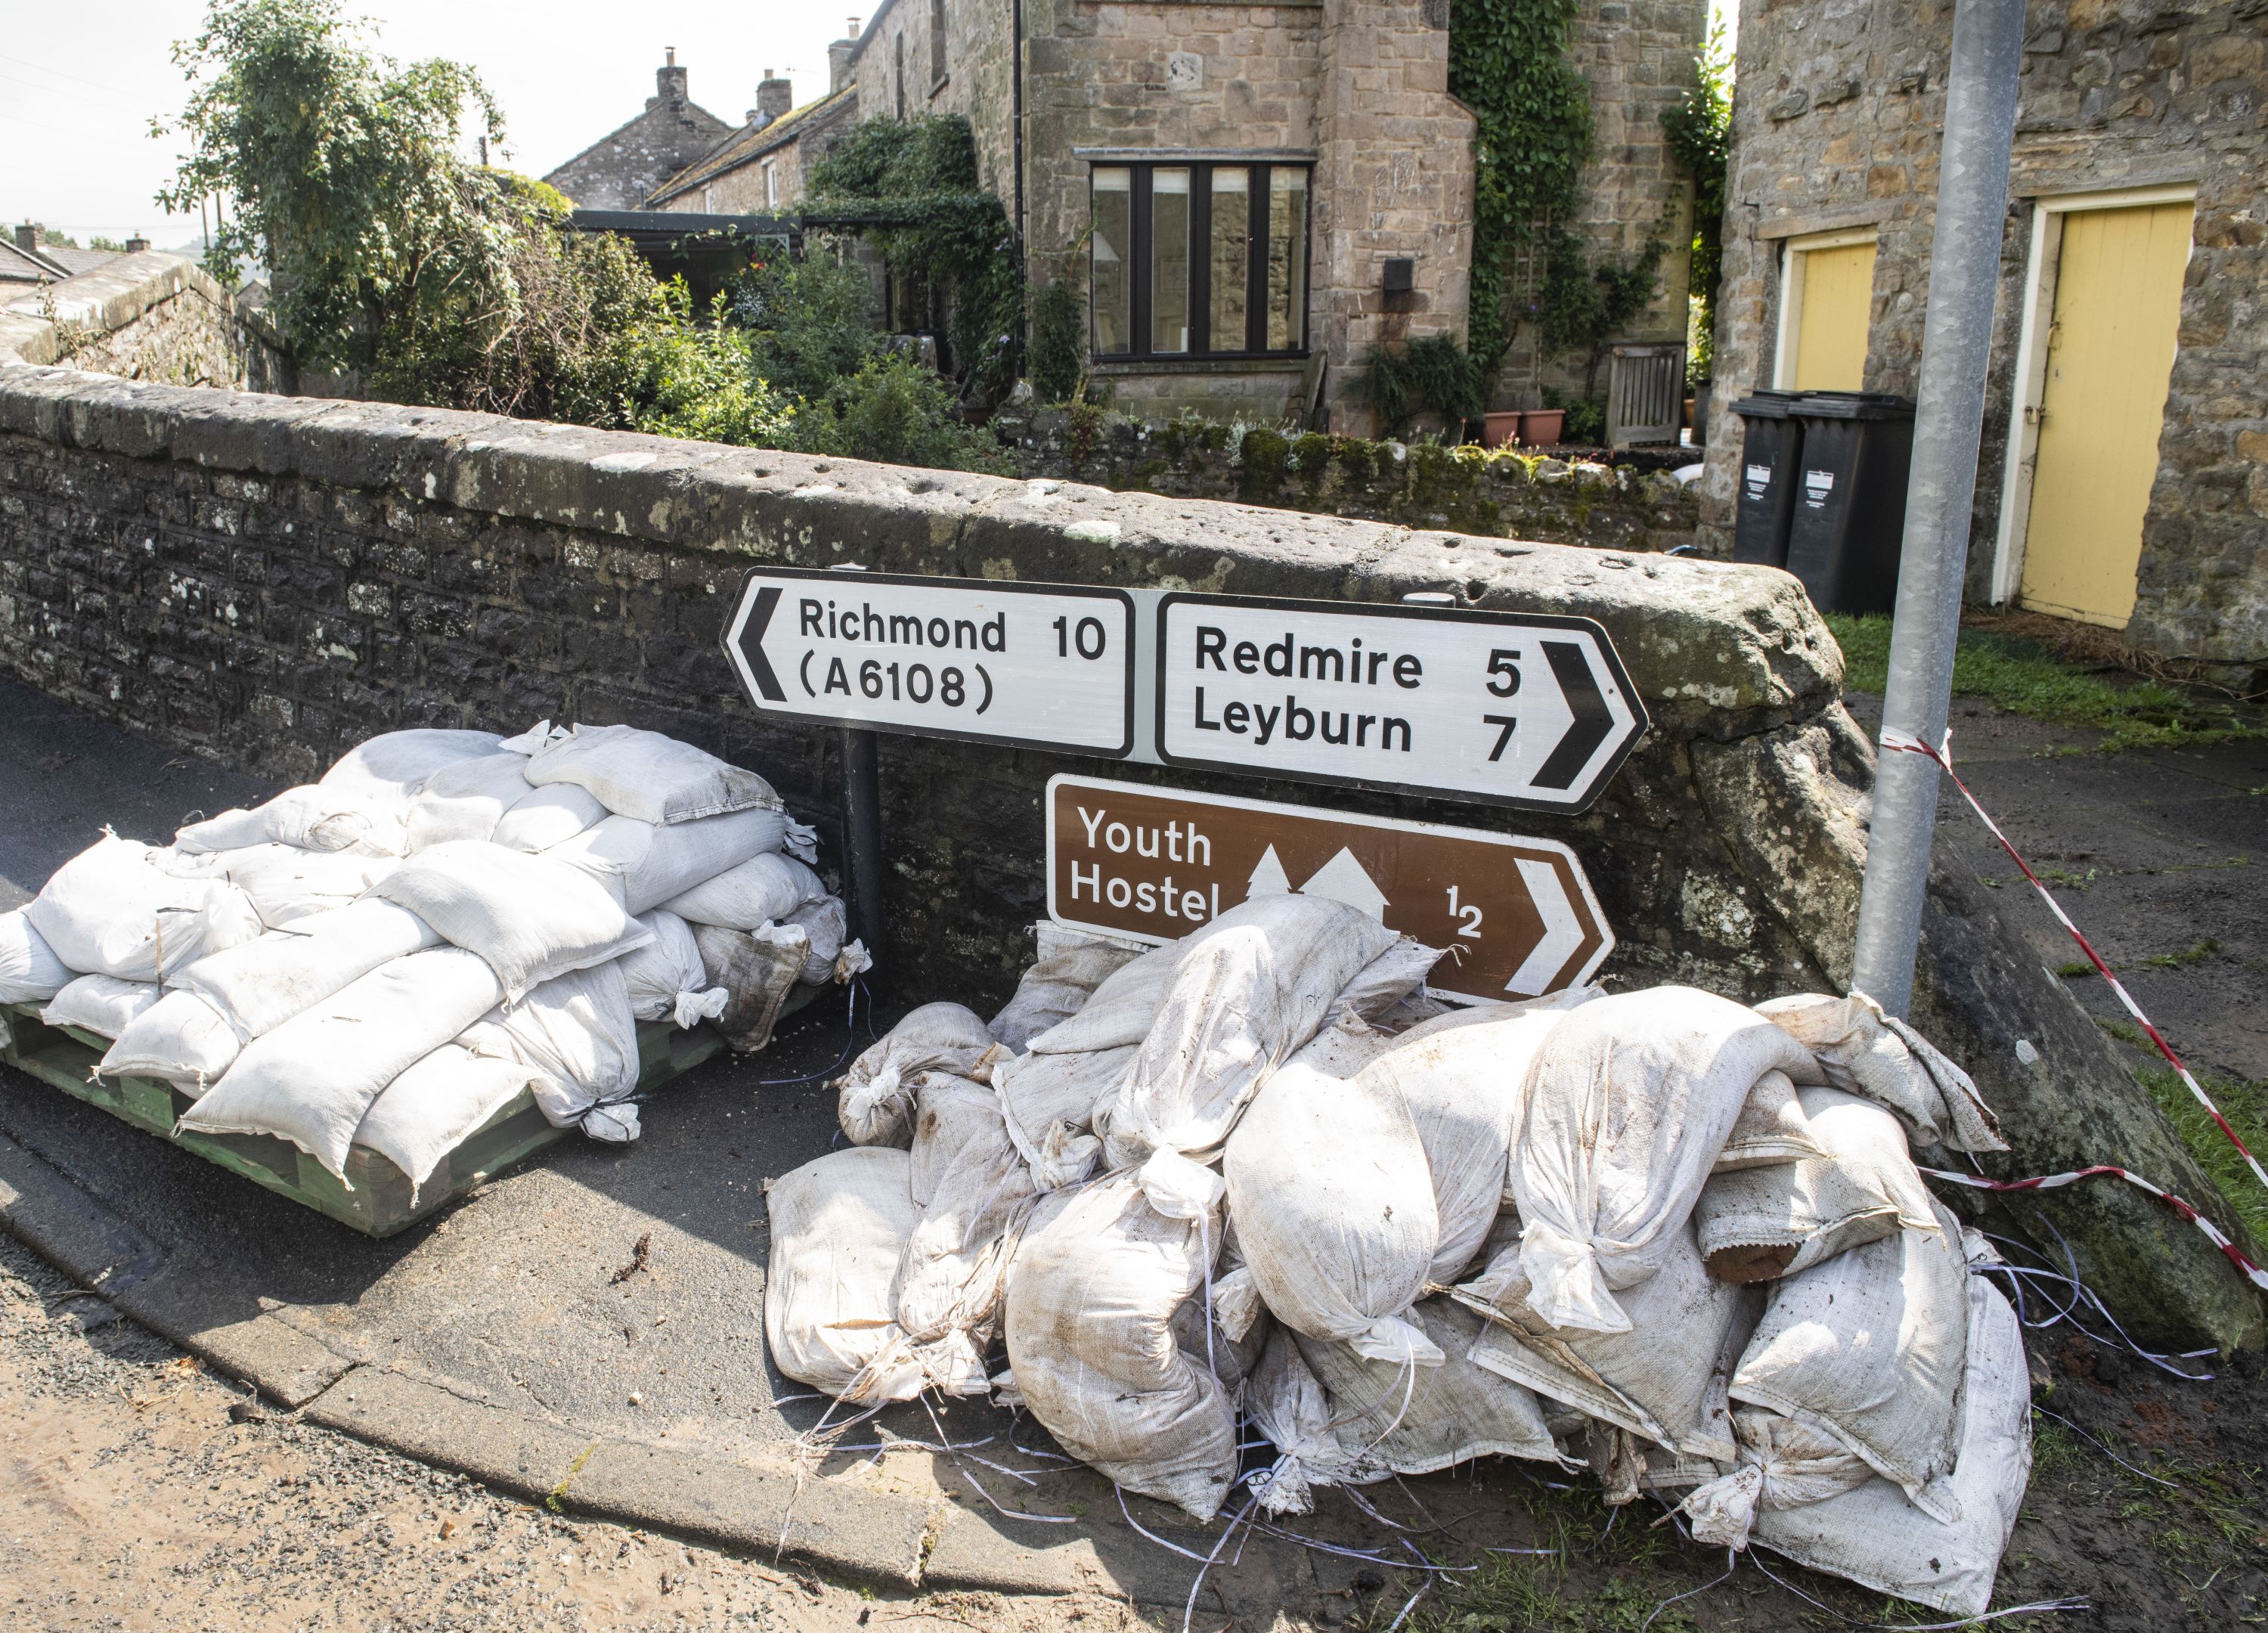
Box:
[5,0,1738,249]
[2,2,862,246]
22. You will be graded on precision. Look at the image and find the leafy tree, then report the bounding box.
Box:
[730,251,887,404]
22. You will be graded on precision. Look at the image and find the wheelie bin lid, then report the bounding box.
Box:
[1792,391,1914,420]
[1729,389,1807,419]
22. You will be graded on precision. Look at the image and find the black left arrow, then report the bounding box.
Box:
[738,585,787,702]
[1532,640,1612,790]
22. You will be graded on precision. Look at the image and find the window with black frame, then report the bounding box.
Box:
[1090,161,1309,361]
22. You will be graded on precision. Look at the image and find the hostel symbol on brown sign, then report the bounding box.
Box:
[1045,775,1613,1002]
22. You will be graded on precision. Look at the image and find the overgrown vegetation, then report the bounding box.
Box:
[1826,614,2265,753]
[1027,269,1086,405]
[2096,1017,2268,1248]
[1361,334,1491,438]
[1662,23,1731,387]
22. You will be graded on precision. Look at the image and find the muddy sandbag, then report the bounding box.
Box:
[547,808,791,915]
[402,753,538,852]
[43,974,161,1040]
[691,922,808,1053]
[1099,894,1398,1168]
[491,782,609,852]
[993,1045,1136,1180]
[1245,1327,1381,1515]
[525,724,781,826]
[618,909,723,1027]
[1461,1220,1758,1463]
[27,834,265,981]
[1696,1086,1936,1284]
[171,899,440,1042]
[1295,1297,1563,1479]
[319,729,504,808]
[0,909,72,1004]
[370,841,651,1003]
[1727,1198,1972,1517]
[1003,1159,1238,1520]
[180,947,504,1178]
[353,1043,537,1195]
[764,1145,926,1405]
[1712,1069,1826,1173]
[462,961,642,1138]
[989,925,1145,1052]
[661,851,826,931]
[1672,1406,1874,1549]
[1510,985,1820,1334]
[783,896,848,984]
[100,990,241,1091]
[834,1002,1001,1146]
[1746,1270,2030,1617]
[1756,990,2005,1154]
[1023,939,1179,1055]
[895,1074,1041,1394]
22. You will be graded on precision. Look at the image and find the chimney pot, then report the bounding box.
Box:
[654,54,690,107]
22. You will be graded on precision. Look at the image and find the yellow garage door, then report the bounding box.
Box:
[2020,200,2193,627]
[1789,240,1877,390]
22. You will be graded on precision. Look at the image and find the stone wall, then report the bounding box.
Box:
[996,407,1703,550]
[0,253,288,393]
[1701,0,2268,671]
[0,364,2254,1348]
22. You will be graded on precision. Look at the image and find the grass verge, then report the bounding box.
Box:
[2098,1016,2268,1248]
[1823,614,2263,753]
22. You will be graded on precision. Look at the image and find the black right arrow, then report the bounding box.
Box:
[1532,640,1612,790]
[737,584,787,702]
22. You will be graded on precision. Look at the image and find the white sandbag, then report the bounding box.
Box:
[0,909,72,1003]
[42,975,160,1040]
[189,844,398,930]
[1023,940,1178,1055]
[1003,1168,1238,1521]
[1225,1061,1441,1362]
[175,784,401,857]
[658,851,826,931]
[692,922,809,1053]
[546,808,789,915]
[179,947,503,1178]
[782,896,847,984]
[491,782,609,852]
[1099,894,1398,1168]
[524,723,781,825]
[1461,1220,1756,1463]
[171,899,440,1042]
[1245,1328,1382,1515]
[894,1074,1041,1394]
[1756,990,2006,1154]
[1747,1272,2030,1618]
[1297,1297,1564,1480]
[618,909,723,1027]
[460,961,641,1133]
[402,753,537,852]
[26,834,265,981]
[1331,936,1445,1024]
[100,990,240,1091]
[1696,1086,1936,1284]
[1672,1406,1874,1549]
[1727,1197,1971,1516]
[318,728,505,807]
[1712,1069,1826,1173]
[764,1146,925,1404]
[1510,985,1820,1334]
[833,1002,1000,1147]
[992,1044,1136,1180]
[988,924,1145,1051]
[370,841,650,1003]
[353,1043,537,1195]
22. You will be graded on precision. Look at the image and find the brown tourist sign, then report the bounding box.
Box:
[1044,774,1613,1002]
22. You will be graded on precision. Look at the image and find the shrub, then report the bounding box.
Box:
[797,352,1010,473]
[1027,274,1086,404]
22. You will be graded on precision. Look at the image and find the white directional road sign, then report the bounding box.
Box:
[723,568,1136,755]
[1154,592,1647,811]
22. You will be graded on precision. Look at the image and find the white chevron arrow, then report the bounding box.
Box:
[1506,857,1584,996]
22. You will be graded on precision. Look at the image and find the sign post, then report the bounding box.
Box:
[1045,775,1614,1001]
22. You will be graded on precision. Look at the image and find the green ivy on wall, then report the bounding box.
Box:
[1662,22,1733,383]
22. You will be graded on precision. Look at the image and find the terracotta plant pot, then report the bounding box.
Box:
[1479,411,1523,448]
[1520,409,1566,446]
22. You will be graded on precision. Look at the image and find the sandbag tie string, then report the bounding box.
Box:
[1920,1161,2268,1295]
[1881,726,2268,1194]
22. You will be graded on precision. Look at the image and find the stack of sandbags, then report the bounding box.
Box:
[766,911,2030,1612]
[13,721,846,1199]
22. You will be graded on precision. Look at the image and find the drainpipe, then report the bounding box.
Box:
[1848,0,2026,1018]
[1011,0,1028,376]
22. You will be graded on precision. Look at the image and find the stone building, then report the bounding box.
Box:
[543,52,734,211]
[830,0,1707,432]
[2,224,148,287]
[1702,1,2267,670]
[646,73,861,215]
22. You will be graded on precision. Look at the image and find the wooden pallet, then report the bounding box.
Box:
[0,991,810,1238]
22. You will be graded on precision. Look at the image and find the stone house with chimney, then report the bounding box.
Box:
[1701,1,2266,671]
[820,0,1708,433]
[647,73,861,215]
[544,53,735,211]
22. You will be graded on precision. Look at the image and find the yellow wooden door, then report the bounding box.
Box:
[1791,241,1876,390]
[2019,201,2193,627]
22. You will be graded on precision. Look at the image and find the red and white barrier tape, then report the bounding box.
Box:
[1880,726,2268,1193]
[1920,1162,2268,1295]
